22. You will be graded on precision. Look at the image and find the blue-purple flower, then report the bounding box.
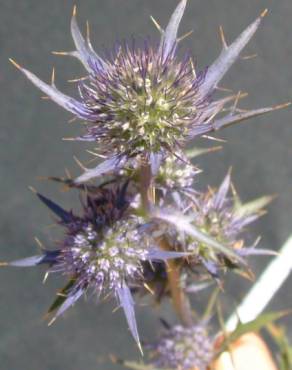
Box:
[5,185,187,350]
[10,1,284,182]
[151,323,214,370]
[154,172,276,278]
[5,0,287,361]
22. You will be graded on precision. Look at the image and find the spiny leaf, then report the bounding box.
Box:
[153,208,245,265]
[70,6,107,73]
[199,10,267,98]
[10,58,92,120]
[36,193,73,223]
[51,288,83,323]
[117,284,142,354]
[213,102,291,131]
[75,156,125,183]
[159,0,187,60]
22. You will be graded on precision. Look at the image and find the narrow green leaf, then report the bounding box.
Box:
[121,361,168,370]
[47,278,76,314]
[217,310,292,356]
[266,324,292,370]
[234,195,275,218]
[203,287,220,321]
[186,146,222,159]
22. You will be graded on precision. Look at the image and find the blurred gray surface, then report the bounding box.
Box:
[0,0,292,369]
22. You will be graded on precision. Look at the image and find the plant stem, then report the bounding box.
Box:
[139,161,193,327]
[159,237,194,327]
[140,162,153,212]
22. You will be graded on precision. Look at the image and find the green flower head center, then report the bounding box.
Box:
[86,48,200,155]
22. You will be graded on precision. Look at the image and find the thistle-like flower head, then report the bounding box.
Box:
[190,173,255,250]
[154,172,275,279]
[152,324,214,370]
[77,41,207,158]
[10,1,282,183]
[158,173,274,278]
[186,173,274,264]
[6,186,187,350]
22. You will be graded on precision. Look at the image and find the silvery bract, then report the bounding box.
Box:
[7,186,187,351]
[4,0,285,364]
[10,1,285,183]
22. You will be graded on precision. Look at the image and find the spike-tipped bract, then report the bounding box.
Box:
[10,1,283,183]
[6,187,189,349]
[6,1,285,361]
[153,172,274,278]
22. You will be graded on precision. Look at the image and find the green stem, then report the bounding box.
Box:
[139,162,153,213]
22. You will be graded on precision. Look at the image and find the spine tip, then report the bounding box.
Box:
[260,8,268,18]
[9,58,21,70]
[72,5,77,17]
[28,186,37,194]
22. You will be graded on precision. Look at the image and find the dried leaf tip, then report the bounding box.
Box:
[177,29,194,43]
[48,316,57,327]
[260,8,268,18]
[28,186,37,194]
[219,26,228,49]
[51,68,55,86]
[73,155,87,170]
[0,262,8,267]
[272,102,291,110]
[138,342,144,356]
[9,58,22,70]
[51,50,71,56]
[86,20,91,40]
[34,237,45,251]
[42,271,49,284]
[72,5,77,17]
[150,15,163,34]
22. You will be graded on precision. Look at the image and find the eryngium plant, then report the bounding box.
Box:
[4,1,289,368]
[10,0,287,183]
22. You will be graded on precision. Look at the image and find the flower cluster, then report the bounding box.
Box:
[77,42,208,158]
[137,173,273,298]
[151,324,214,370]
[10,187,186,349]
[4,0,286,367]
[168,172,274,277]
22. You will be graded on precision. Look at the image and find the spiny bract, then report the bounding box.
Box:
[10,1,283,183]
[7,186,187,350]
[154,172,276,278]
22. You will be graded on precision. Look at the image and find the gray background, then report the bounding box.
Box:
[0,0,291,369]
